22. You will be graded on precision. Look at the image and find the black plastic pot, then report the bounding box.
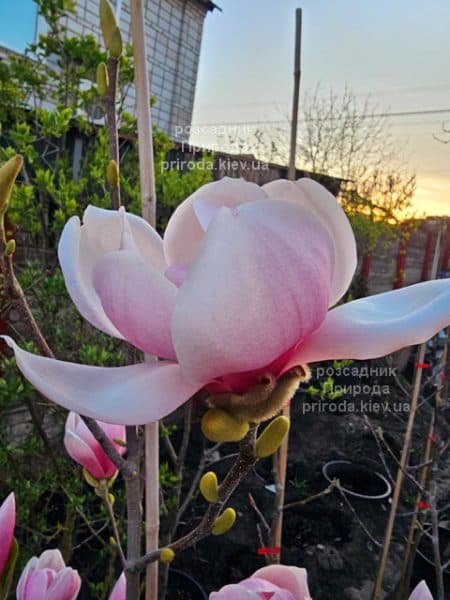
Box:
[322,460,391,501]
[167,569,208,600]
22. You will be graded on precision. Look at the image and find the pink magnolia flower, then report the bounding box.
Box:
[64,412,126,479]
[3,178,450,424]
[0,492,15,578]
[409,580,433,600]
[108,572,126,600]
[17,549,81,600]
[209,565,433,600]
[210,565,311,599]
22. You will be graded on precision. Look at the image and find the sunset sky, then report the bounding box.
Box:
[191,0,450,216]
[1,0,449,216]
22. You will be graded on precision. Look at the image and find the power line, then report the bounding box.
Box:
[190,107,450,129]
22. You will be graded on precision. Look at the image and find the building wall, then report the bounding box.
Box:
[62,0,208,140]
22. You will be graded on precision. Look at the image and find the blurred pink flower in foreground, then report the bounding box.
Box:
[4,177,450,424]
[0,492,15,578]
[210,565,311,599]
[209,565,433,600]
[108,572,126,600]
[17,549,81,600]
[64,412,126,480]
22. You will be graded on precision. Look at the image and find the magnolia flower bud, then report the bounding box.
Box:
[107,160,119,187]
[4,239,15,256]
[96,62,109,97]
[100,0,118,50]
[109,27,123,59]
[212,508,236,536]
[201,408,249,443]
[0,493,16,592]
[159,548,175,563]
[256,416,290,458]
[109,572,126,600]
[0,156,22,217]
[199,471,219,503]
[65,412,126,482]
[17,550,81,600]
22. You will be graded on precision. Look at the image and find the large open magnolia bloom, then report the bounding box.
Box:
[4,178,450,424]
[209,565,433,599]
[17,549,81,600]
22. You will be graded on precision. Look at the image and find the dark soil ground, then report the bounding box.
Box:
[166,352,450,600]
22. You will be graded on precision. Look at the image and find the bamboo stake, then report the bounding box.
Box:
[287,8,302,181]
[271,8,302,563]
[371,231,442,600]
[130,2,158,599]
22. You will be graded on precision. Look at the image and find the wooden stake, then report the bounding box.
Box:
[130,2,158,598]
[287,8,302,181]
[371,230,442,600]
[271,8,302,563]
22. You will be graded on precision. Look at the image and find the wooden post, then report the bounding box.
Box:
[272,8,302,564]
[287,8,302,181]
[130,1,159,599]
[420,228,434,281]
[440,222,450,275]
[361,252,372,281]
[393,225,409,289]
[372,231,442,600]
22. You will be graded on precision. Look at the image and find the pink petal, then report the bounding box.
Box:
[0,493,15,576]
[36,549,66,572]
[58,206,166,339]
[93,248,177,359]
[16,557,38,599]
[3,337,200,425]
[18,569,49,600]
[165,263,190,287]
[163,177,268,267]
[241,577,294,597]
[253,566,311,600]
[172,200,333,384]
[64,429,108,479]
[288,279,450,366]
[408,580,433,600]
[47,567,81,600]
[79,418,126,478]
[263,178,357,307]
[109,572,126,600]
[209,583,260,599]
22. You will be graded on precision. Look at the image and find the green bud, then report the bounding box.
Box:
[160,547,175,563]
[212,508,236,536]
[0,155,22,217]
[109,26,123,59]
[199,471,219,503]
[201,408,249,443]
[255,416,290,458]
[109,536,117,546]
[83,468,102,489]
[5,239,15,256]
[100,0,118,49]
[106,159,119,187]
[96,62,109,97]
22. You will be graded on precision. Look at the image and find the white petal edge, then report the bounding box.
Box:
[3,337,201,425]
[263,178,357,307]
[288,279,450,366]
